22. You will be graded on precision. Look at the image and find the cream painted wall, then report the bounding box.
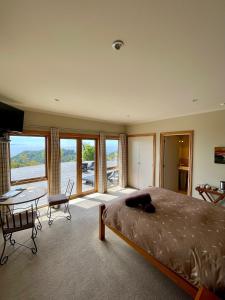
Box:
[23,110,125,134]
[23,109,225,198]
[126,110,225,198]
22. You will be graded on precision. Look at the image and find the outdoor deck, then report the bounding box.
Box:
[11,161,119,207]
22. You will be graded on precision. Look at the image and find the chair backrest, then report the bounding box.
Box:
[65,179,74,199]
[0,204,35,234]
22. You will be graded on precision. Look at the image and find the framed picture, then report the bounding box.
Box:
[215,147,225,164]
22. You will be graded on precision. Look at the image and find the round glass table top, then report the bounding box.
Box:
[0,187,47,206]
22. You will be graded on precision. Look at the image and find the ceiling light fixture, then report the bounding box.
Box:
[54,98,60,102]
[112,40,124,50]
[192,98,198,103]
[220,102,225,106]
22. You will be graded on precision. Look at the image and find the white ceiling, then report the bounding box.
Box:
[0,0,225,124]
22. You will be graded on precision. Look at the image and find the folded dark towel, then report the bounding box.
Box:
[144,203,156,213]
[125,193,152,207]
[125,193,155,213]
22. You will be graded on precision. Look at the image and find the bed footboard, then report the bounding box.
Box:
[194,287,219,300]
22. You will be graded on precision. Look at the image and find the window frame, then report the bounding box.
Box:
[59,137,78,196]
[105,136,120,188]
[59,133,99,198]
[10,131,49,186]
[81,138,98,195]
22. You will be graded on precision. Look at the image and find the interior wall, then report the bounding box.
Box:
[23,110,125,134]
[126,110,225,198]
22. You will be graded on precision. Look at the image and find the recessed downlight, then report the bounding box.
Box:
[54,98,60,102]
[192,98,198,103]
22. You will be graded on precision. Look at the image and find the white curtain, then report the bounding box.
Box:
[98,133,107,193]
[49,128,61,195]
[119,133,128,188]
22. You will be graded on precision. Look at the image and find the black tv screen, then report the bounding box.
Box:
[0,101,24,132]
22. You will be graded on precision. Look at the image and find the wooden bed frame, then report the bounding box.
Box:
[99,204,219,300]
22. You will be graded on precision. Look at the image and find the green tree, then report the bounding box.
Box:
[82,144,95,161]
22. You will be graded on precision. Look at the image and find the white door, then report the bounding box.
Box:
[139,136,154,189]
[128,137,140,188]
[128,136,154,189]
[163,136,180,192]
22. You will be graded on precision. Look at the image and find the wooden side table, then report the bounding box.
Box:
[195,186,225,204]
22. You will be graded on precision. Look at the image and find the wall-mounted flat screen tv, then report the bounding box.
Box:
[0,101,24,132]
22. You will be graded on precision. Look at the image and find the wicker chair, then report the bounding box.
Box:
[47,179,74,225]
[0,204,37,265]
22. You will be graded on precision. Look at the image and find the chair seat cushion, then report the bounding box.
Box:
[3,211,37,234]
[48,194,69,206]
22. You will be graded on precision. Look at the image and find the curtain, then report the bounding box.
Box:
[0,137,10,196]
[0,136,10,219]
[49,128,61,195]
[98,133,107,193]
[119,133,128,188]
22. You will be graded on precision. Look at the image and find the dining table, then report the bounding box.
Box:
[0,187,47,230]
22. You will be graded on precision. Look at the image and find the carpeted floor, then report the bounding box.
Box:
[0,187,191,300]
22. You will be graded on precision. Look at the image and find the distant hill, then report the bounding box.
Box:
[60,149,76,162]
[11,149,76,168]
[11,148,117,168]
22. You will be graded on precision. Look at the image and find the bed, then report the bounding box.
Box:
[99,187,225,300]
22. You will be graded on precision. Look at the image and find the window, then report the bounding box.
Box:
[60,138,77,195]
[10,135,47,184]
[59,135,98,196]
[82,139,96,192]
[106,139,119,188]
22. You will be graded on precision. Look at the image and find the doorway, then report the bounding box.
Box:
[160,131,193,196]
[59,136,98,198]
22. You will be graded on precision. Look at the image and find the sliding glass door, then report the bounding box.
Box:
[106,139,119,188]
[82,139,96,193]
[60,136,97,197]
[60,138,77,195]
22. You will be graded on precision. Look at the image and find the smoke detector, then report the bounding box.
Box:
[112,40,124,50]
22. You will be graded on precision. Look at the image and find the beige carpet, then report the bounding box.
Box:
[0,187,191,300]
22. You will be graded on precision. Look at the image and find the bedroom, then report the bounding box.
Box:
[0,1,225,299]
